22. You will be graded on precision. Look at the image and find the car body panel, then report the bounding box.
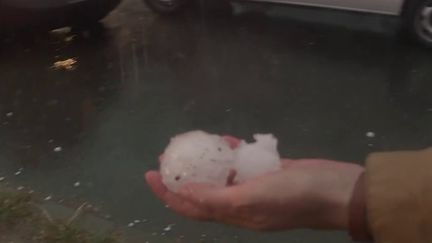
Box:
[0,0,120,30]
[248,0,406,15]
[1,0,95,9]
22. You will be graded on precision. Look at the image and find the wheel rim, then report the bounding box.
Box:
[416,3,432,43]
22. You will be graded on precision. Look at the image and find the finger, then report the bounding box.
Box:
[178,183,239,211]
[145,171,211,220]
[164,192,212,220]
[178,183,268,229]
[145,171,168,201]
[222,135,242,149]
[158,154,164,164]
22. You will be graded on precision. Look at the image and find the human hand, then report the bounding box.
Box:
[145,136,364,231]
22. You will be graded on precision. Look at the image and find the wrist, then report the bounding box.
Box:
[309,163,365,230]
[348,171,372,241]
[330,165,365,230]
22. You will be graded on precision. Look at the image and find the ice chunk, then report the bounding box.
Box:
[160,131,282,191]
[160,131,234,192]
[234,134,281,183]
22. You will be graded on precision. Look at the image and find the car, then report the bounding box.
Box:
[0,0,121,30]
[142,0,432,47]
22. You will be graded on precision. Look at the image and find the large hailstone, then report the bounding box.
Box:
[160,130,281,192]
[160,131,235,192]
[234,134,281,183]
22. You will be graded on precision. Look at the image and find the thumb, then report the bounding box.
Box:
[281,159,296,168]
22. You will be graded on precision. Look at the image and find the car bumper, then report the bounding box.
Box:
[0,0,120,30]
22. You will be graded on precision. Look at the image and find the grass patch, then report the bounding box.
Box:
[36,221,118,243]
[0,191,33,227]
[0,190,119,243]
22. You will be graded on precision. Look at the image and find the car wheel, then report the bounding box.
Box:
[143,0,188,14]
[402,0,432,47]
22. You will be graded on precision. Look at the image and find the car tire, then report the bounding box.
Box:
[401,0,432,47]
[143,0,188,14]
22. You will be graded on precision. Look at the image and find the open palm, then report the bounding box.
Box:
[145,137,363,231]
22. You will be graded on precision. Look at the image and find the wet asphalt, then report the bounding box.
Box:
[1,0,432,242]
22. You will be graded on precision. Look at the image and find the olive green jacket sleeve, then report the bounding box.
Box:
[366,148,432,243]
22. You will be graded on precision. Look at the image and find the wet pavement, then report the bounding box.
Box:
[1,0,432,242]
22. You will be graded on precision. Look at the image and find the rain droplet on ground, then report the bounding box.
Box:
[366,131,376,138]
[163,224,175,232]
[54,146,63,152]
[14,169,23,176]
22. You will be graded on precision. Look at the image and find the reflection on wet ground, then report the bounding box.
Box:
[1,0,432,242]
